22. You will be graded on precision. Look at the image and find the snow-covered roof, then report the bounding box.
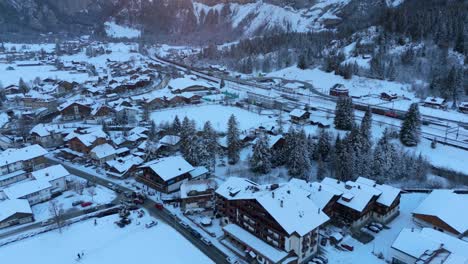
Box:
[30,124,75,137]
[392,228,468,262]
[289,178,342,210]
[180,179,217,199]
[223,224,289,263]
[216,177,330,236]
[321,177,377,212]
[0,199,32,222]
[355,177,400,207]
[412,190,468,234]
[289,108,307,118]
[159,135,181,146]
[106,155,143,176]
[65,127,107,147]
[90,143,116,159]
[424,97,446,105]
[3,180,52,199]
[0,144,48,167]
[142,156,194,182]
[189,166,209,179]
[32,165,70,182]
[168,77,214,90]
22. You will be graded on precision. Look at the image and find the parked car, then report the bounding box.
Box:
[370,222,384,230]
[72,200,84,206]
[366,225,380,233]
[315,255,328,264]
[133,198,144,205]
[226,257,241,264]
[154,203,164,210]
[201,237,212,246]
[41,219,54,226]
[190,229,202,238]
[180,221,190,229]
[311,258,325,264]
[341,243,354,251]
[81,202,93,207]
[145,221,158,228]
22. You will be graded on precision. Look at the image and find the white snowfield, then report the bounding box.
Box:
[151,104,275,132]
[104,21,141,39]
[0,213,213,264]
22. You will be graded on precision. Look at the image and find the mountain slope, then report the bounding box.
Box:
[0,0,404,39]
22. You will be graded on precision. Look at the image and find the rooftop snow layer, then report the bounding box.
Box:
[0,199,32,222]
[412,190,468,234]
[0,144,47,167]
[142,156,194,182]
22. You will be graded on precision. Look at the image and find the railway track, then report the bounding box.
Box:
[150,55,468,150]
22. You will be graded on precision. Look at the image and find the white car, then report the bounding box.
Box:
[201,237,212,246]
[145,220,158,228]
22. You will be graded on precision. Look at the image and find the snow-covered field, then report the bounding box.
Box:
[0,212,212,264]
[0,64,89,87]
[104,21,141,39]
[151,104,276,132]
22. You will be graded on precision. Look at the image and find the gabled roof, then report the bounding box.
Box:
[424,97,446,105]
[159,135,181,146]
[356,177,401,207]
[0,199,32,222]
[289,178,342,210]
[32,165,70,182]
[392,228,468,262]
[413,190,468,234]
[142,156,194,182]
[216,177,330,236]
[0,144,48,166]
[289,108,307,118]
[90,143,116,159]
[3,180,52,199]
[321,177,378,212]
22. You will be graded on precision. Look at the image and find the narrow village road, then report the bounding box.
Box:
[46,158,229,264]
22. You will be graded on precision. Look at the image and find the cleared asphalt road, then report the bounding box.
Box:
[46,158,229,264]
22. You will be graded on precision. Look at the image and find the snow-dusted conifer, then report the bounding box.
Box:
[249,134,272,174]
[400,103,421,146]
[227,115,241,164]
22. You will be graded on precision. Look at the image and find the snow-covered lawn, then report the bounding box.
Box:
[325,193,428,263]
[0,64,89,87]
[0,212,212,264]
[151,104,276,132]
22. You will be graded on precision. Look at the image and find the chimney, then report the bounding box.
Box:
[280,200,283,207]
[318,208,320,214]
[318,185,322,192]
[272,192,275,198]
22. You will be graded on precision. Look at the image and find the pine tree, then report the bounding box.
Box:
[334,96,355,130]
[19,78,29,94]
[400,103,421,146]
[360,108,373,152]
[172,115,182,134]
[148,121,157,141]
[180,117,196,158]
[334,135,347,181]
[202,121,218,172]
[314,129,332,161]
[227,115,241,164]
[316,157,326,181]
[249,134,272,174]
[372,129,398,181]
[288,129,311,179]
[297,54,307,70]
